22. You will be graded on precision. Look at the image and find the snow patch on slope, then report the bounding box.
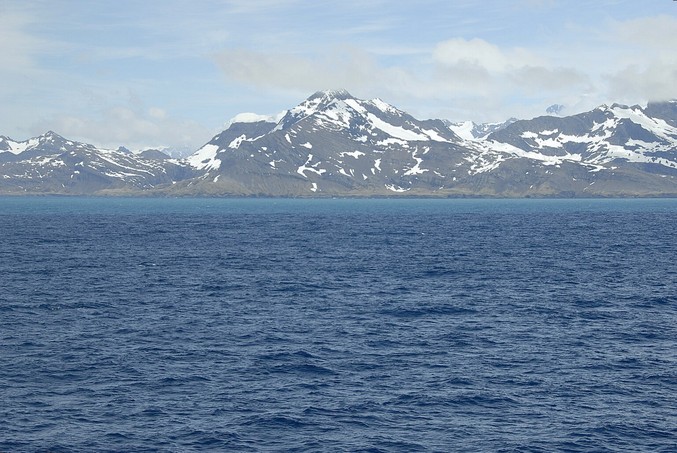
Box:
[187,144,221,171]
[229,135,247,149]
[297,154,326,177]
[448,121,476,141]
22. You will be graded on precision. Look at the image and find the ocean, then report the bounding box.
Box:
[1,197,676,452]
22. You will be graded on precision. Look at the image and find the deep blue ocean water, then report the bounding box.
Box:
[1,197,676,452]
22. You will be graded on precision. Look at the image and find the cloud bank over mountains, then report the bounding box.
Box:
[213,14,677,122]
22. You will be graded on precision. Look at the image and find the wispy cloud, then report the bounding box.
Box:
[603,15,677,103]
[212,11,677,122]
[0,6,53,74]
[432,38,543,72]
[213,47,382,94]
[32,103,212,150]
[212,37,592,121]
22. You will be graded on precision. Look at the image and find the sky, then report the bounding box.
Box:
[1,0,676,150]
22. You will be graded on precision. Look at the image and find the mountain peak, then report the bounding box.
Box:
[41,130,67,142]
[610,103,630,110]
[274,90,356,130]
[308,89,353,101]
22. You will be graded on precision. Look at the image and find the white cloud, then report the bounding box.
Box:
[213,38,592,122]
[607,62,677,103]
[148,107,167,120]
[31,104,212,151]
[429,38,590,108]
[603,15,677,103]
[0,8,45,73]
[432,38,542,73]
[212,10,676,124]
[213,47,391,95]
[510,66,590,93]
[612,15,677,55]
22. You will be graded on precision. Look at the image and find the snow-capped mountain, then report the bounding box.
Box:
[2,93,676,196]
[179,89,480,195]
[0,131,195,194]
[178,91,677,196]
[467,101,677,195]
[488,102,677,167]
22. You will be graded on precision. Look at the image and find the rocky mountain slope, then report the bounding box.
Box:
[0,131,195,194]
[176,91,677,196]
[1,92,676,196]
[176,89,477,196]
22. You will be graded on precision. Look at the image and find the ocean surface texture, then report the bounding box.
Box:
[1,198,676,452]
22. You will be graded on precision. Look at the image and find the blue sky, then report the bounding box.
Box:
[2,0,676,150]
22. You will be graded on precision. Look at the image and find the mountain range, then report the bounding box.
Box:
[2,90,676,197]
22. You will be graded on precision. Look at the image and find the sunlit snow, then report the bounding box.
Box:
[385,183,410,192]
[187,144,222,171]
[297,154,326,177]
[339,151,365,159]
[229,134,247,149]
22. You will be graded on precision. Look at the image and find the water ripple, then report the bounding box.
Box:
[1,198,676,451]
